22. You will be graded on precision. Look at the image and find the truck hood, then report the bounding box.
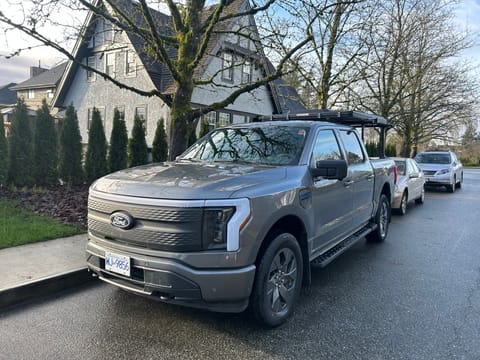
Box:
[91,161,287,200]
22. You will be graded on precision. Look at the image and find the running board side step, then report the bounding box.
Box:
[311,224,376,268]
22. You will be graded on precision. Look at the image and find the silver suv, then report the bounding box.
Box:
[414,150,463,193]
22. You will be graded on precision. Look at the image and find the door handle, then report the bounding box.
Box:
[344,180,354,187]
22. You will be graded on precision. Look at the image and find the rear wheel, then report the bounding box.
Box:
[397,192,407,216]
[367,194,390,243]
[415,187,425,204]
[251,233,303,327]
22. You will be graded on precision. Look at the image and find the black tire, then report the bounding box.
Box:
[366,194,390,243]
[447,180,455,193]
[457,173,463,189]
[397,191,407,216]
[415,187,425,204]
[251,233,303,327]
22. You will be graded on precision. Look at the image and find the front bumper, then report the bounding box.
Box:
[86,237,256,313]
[424,175,452,186]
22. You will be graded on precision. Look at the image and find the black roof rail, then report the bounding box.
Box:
[256,109,389,128]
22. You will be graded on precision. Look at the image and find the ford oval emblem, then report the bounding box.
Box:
[110,212,134,230]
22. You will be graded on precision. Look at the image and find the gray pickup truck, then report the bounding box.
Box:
[86,110,396,326]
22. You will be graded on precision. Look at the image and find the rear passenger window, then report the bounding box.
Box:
[339,130,365,164]
[312,130,342,164]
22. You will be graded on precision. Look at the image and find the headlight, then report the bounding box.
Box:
[437,168,450,175]
[202,207,235,249]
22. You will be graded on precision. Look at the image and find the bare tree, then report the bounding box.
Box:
[261,0,369,109]
[0,0,316,159]
[348,0,478,156]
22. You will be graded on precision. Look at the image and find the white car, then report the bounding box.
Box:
[392,158,425,215]
[414,150,463,193]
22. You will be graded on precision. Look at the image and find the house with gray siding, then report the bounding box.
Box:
[53,0,304,148]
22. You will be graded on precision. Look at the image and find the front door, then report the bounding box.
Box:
[310,129,354,253]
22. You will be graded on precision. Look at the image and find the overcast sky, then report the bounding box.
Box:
[1,0,480,86]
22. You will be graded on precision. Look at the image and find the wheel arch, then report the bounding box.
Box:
[255,215,311,286]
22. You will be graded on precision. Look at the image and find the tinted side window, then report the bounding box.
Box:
[339,130,365,164]
[312,130,342,164]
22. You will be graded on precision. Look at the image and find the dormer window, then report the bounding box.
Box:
[126,50,136,76]
[242,60,251,84]
[222,52,234,81]
[106,52,115,78]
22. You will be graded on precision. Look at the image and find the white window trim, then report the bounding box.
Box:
[125,50,136,77]
[105,52,116,78]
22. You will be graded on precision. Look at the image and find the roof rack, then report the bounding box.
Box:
[256,109,391,158]
[256,110,389,128]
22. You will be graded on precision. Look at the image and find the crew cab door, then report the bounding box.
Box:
[310,129,354,253]
[337,129,375,230]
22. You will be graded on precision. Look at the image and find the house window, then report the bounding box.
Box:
[87,108,94,129]
[87,107,106,129]
[106,52,115,78]
[114,106,125,119]
[126,51,136,76]
[222,52,233,81]
[46,89,54,99]
[87,56,96,81]
[135,105,147,133]
[104,20,113,43]
[218,112,232,127]
[242,60,251,84]
[28,89,35,99]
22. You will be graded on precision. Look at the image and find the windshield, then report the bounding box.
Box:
[180,126,309,166]
[414,153,451,165]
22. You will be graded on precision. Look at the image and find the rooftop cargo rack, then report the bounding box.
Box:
[255,110,391,158]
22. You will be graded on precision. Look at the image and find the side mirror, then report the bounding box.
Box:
[311,160,348,180]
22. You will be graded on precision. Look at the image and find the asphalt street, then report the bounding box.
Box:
[1,170,479,360]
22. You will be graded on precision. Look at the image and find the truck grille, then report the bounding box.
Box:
[88,195,203,252]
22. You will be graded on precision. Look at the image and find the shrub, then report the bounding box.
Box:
[198,119,209,139]
[7,98,33,187]
[33,99,58,186]
[58,104,84,185]
[128,114,148,167]
[85,107,108,184]
[152,118,168,162]
[108,109,128,172]
[0,117,8,186]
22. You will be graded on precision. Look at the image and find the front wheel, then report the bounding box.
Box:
[366,194,390,243]
[447,179,456,193]
[251,233,303,327]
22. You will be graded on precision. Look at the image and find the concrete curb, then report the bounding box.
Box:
[0,268,95,310]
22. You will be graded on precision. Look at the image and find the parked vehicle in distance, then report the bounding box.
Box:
[392,158,425,215]
[414,150,463,193]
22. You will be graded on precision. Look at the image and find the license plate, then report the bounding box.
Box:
[105,252,131,277]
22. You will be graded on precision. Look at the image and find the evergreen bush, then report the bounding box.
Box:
[198,119,209,139]
[128,114,148,167]
[108,109,128,172]
[85,107,108,184]
[0,117,8,186]
[152,118,168,162]
[58,104,84,185]
[7,98,33,187]
[33,99,58,186]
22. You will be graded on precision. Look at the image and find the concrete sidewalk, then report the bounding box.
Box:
[0,234,94,310]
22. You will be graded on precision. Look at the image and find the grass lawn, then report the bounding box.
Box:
[0,198,84,249]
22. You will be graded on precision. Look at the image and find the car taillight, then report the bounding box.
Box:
[393,164,398,184]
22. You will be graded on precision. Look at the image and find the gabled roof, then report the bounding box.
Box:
[54,0,300,114]
[265,60,306,113]
[10,62,67,91]
[0,82,17,105]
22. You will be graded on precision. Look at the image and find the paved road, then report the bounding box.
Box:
[1,170,479,360]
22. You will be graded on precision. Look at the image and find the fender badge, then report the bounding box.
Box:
[110,212,134,230]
